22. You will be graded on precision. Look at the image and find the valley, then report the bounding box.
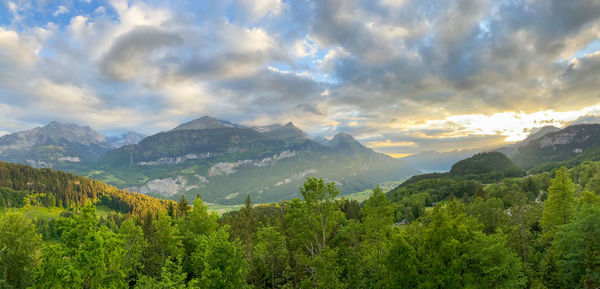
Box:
[0,117,417,205]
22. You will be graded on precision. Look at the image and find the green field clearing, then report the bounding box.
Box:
[1,204,114,219]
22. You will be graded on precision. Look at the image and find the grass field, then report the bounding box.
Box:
[1,204,115,219]
[206,203,245,214]
[337,179,408,203]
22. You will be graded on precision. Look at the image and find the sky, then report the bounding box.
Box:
[1,0,600,157]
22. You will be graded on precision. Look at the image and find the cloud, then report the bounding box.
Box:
[0,27,40,67]
[0,0,600,156]
[237,0,283,21]
[53,5,68,17]
[100,26,183,82]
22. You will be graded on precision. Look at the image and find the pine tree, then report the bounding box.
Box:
[177,195,190,219]
[541,167,575,238]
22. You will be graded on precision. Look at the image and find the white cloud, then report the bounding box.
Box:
[0,28,40,67]
[237,0,282,21]
[53,5,69,17]
[293,38,317,57]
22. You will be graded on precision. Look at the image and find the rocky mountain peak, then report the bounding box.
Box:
[329,132,367,151]
[39,121,108,145]
[172,116,243,131]
[106,131,146,148]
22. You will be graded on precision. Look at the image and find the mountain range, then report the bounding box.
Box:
[4,116,600,204]
[0,121,113,168]
[0,117,417,204]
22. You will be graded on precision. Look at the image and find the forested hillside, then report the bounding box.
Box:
[0,161,171,215]
[2,154,600,288]
[388,152,526,219]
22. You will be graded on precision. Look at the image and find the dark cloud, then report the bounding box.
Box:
[100,26,183,82]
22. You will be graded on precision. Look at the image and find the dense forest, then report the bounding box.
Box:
[0,161,172,215]
[1,156,600,288]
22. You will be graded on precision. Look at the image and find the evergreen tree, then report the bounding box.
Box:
[177,195,190,219]
[142,214,183,278]
[181,196,218,279]
[541,167,576,238]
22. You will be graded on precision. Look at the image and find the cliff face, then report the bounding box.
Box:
[513,124,600,169]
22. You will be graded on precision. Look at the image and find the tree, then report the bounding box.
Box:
[341,199,361,220]
[229,195,255,258]
[187,196,217,236]
[501,189,543,269]
[119,218,147,285]
[167,203,175,218]
[253,226,289,288]
[142,214,183,278]
[181,196,218,279]
[467,197,506,235]
[361,186,393,284]
[192,228,249,289]
[177,195,190,219]
[0,212,42,288]
[33,206,128,289]
[298,177,344,254]
[45,193,56,207]
[336,220,367,289]
[541,167,575,238]
[384,231,418,289]
[417,202,526,288]
[135,259,197,289]
[584,171,600,194]
[285,178,345,288]
[551,203,600,289]
[33,244,83,289]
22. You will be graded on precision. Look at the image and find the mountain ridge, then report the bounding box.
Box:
[0,121,112,168]
[512,123,600,169]
[0,118,418,204]
[94,119,416,203]
[171,116,245,131]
